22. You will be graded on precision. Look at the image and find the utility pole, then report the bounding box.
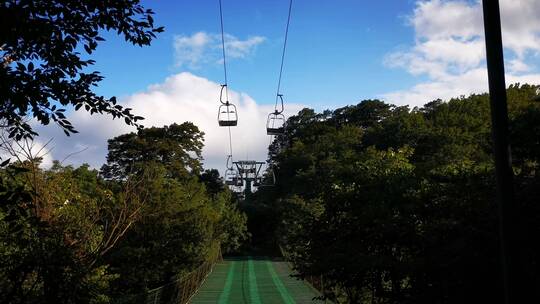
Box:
[481,1,518,303]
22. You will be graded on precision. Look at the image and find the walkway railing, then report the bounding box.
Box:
[121,245,223,304]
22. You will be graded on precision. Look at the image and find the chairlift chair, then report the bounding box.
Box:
[218,84,238,127]
[224,168,238,186]
[253,178,261,187]
[218,104,238,126]
[257,166,276,188]
[224,155,242,186]
[267,94,286,135]
[266,112,286,135]
[232,176,243,187]
[225,173,243,187]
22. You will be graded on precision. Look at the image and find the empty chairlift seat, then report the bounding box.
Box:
[266,111,285,135]
[218,103,238,126]
[224,155,243,187]
[232,176,243,187]
[266,94,286,135]
[225,168,242,186]
[218,84,238,127]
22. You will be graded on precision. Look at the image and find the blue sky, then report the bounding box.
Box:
[89,0,421,110]
[28,0,540,171]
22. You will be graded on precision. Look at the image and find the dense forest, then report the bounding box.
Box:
[249,84,540,303]
[2,1,539,303]
[2,85,538,303]
[0,122,248,303]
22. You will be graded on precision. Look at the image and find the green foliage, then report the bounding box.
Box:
[101,124,247,297]
[0,162,119,303]
[0,124,248,303]
[0,2,248,302]
[260,85,540,303]
[0,0,164,139]
[100,123,204,180]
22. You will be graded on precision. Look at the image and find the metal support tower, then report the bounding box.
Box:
[233,160,265,195]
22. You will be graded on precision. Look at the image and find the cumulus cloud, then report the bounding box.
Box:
[384,69,540,107]
[383,0,540,107]
[173,31,265,69]
[33,72,303,172]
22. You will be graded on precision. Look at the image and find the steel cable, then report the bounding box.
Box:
[218,0,234,167]
[273,0,293,111]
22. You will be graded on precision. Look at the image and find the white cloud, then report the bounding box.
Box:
[33,72,303,173]
[499,0,540,57]
[173,32,212,68]
[383,68,488,107]
[411,0,483,40]
[223,34,266,59]
[0,136,54,168]
[173,31,266,69]
[383,0,540,106]
[508,58,530,73]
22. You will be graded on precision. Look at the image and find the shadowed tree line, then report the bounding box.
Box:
[250,84,540,303]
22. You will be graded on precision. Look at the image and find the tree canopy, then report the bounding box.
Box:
[0,123,248,303]
[252,83,540,303]
[0,0,164,140]
[100,122,205,180]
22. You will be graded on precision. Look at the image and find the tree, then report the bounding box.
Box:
[0,159,153,304]
[0,121,249,303]
[0,0,164,140]
[200,169,225,197]
[100,123,204,180]
[100,124,247,297]
[331,99,392,128]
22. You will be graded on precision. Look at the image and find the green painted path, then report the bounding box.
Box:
[191,257,323,304]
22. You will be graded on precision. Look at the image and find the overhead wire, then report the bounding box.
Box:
[218,0,295,189]
[219,0,228,92]
[269,0,293,147]
[274,0,293,111]
[266,0,294,186]
[218,0,234,168]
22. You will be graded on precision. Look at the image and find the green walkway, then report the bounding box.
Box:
[190,257,323,304]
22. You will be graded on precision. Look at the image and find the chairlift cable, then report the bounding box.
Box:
[266,0,293,137]
[274,0,293,111]
[218,0,234,162]
[228,126,234,160]
[218,0,229,95]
